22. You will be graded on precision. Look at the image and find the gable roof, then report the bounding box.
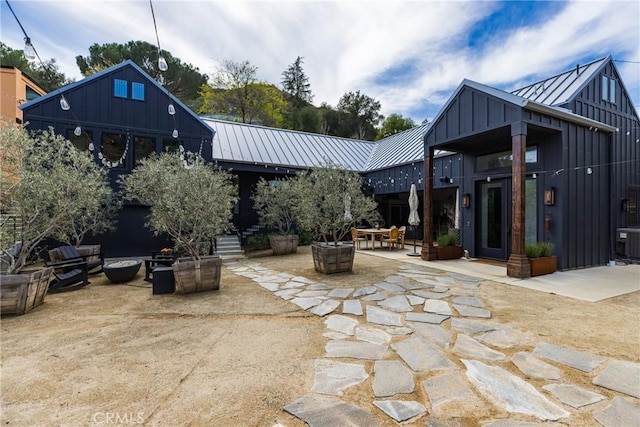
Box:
[511,56,609,106]
[365,124,429,171]
[19,60,211,134]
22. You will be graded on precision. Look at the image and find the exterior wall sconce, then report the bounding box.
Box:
[544,187,555,206]
[439,176,453,184]
[462,193,471,208]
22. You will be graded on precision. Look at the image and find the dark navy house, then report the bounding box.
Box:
[21,56,639,277]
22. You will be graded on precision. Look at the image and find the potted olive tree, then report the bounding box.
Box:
[0,125,113,314]
[120,152,237,293]
[296,164,378,274]
[525,242,556,276]
[252,176,302,255]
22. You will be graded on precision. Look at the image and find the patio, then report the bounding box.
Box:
[1,246,638,426]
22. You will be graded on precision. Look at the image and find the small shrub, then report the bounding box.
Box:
[246,233,271,251]
[525,243,542,258]
[437,233,457,247]
[525,242,554,258]
[538,242,555,257]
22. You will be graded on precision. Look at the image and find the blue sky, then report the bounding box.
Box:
[2,0,639,124]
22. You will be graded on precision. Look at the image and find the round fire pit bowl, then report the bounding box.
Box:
[103,259,142,283]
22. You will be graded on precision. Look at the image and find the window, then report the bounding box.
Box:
[602,75,617,104]
[162,138,180,154]
[476,147,538,171]
[101,133,126,166]
[67,130,93,153]
[25,85,41,101]
[114,79,128,98]
[132,82,145,101]
[134,136,155,166]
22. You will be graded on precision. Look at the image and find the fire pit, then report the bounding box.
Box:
[103,259,142,283]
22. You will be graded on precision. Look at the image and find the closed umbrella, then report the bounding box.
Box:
[344,194,352,221]
[407,183,421,257]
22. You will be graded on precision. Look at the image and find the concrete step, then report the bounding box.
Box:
[215,235,244,260]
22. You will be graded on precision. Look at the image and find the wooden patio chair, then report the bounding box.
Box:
[55,245,104,274]
[351,227,367,249]
[381,227,399,250]
[398,226,406,249]
[47,260,89,293]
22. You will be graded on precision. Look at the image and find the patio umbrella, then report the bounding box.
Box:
[344,194,353,221]
[407,183,421,256]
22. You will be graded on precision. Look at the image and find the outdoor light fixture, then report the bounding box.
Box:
[74,126,82,136]
[59,95,70,111]
[462,193,470,208]
[168,103,176,115]
[158,55,168,72]
[544,187,555,206]
[439,176,450,184]
[23,36,36,60]
[621,198,629,213]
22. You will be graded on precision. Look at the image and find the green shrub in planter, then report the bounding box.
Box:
[436,233,458,247]
[525,242,554,258]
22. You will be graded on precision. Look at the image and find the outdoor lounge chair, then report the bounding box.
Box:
[47,260,89,293]
[53,245,104,274]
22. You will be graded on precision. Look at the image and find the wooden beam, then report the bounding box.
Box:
[507,123,530,278]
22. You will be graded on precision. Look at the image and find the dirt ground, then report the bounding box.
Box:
[1,246,638,426]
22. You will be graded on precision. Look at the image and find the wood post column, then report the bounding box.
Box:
[421,146,437,260]
[507,122,530,278]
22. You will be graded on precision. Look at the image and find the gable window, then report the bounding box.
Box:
[101,132,126,167]
[602,76,616,104]
[67,129,93,153]
[134,136,155,166]
[114,79,128,98]
[132,82,145,101]
[162,138,180,154]
[476,147,537,171]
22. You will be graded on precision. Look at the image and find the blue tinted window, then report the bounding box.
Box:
[132,82,145,101]
[114,79,128,98]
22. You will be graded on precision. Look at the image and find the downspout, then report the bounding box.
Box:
[608,130,616,265]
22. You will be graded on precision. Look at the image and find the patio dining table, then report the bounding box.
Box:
[358,228,391,251]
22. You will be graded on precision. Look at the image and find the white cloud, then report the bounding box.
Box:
[1,0,638,122]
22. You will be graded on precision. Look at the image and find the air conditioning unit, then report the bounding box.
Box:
[616,228,640,258]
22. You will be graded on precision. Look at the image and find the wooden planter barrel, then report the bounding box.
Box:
[269,234,299,255]
[1,267,53,315]
[172,255,222,294]
[311,243,355,274]
[436,245,464,260]
[529,256,557,277]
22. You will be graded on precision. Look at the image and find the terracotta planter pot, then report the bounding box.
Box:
[529,256,557,277]
[311,243,355,274]
[269,234,299,255]
[1,267,53,315]
[172,255,222,294]
[436,245,464,260]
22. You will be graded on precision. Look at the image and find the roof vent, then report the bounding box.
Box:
[576,64,580,74]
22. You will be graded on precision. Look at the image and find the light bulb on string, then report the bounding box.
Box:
[74,126,82,136]
[172,129,179,138]
[88,142,94,151]
[59,96,70,111]
[168,103,175,115]
[23,37,36,60]
[158,55,168,72]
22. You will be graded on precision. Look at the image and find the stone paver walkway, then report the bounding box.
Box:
[225,260,640,426]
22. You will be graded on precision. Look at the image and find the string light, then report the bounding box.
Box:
[149,0,168,72]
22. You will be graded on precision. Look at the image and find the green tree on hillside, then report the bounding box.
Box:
[75,41,207,109]
[337,90,383,140]
[281,56,314,130]
[375,113,416,140]
[200,59,285,126]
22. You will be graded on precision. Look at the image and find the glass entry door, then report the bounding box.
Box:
[477,180,511,260]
